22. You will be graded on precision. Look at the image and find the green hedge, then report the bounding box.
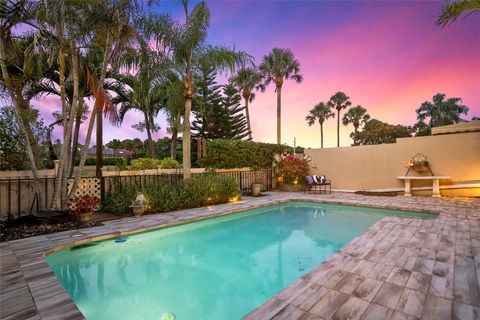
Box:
[101,175,240,214]
[85,157,128,166]
[130,158,160,170]
[197,140,288,169]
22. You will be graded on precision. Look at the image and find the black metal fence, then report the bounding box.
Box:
[0,169,275,221]
[102,169,274,199]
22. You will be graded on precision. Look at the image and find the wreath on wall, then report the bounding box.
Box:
[404,153,434,175]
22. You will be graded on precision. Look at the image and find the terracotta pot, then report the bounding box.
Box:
[251,183,263,196]
[79,212,93,224]
[132,206,145,217]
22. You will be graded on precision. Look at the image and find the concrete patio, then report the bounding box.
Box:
[1,192,479,320]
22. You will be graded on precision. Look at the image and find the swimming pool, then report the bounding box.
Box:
[46,201,434,320]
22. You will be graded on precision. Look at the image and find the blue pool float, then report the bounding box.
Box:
[115,237,127,243]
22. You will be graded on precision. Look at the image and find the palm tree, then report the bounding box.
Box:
[113,49,164,158]
[415,93,469,136]
[437,0,480,27]
[259,48,303,144]
[160,73,184,160]
[0,0,46,210]
[230,66,263,140]
[342,105,370,146]
[305,102,334,148]
[328,92,352,147]
[147,1,251,179]
[68,0,139,200]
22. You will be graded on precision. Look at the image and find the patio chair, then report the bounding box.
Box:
[305,175,331,194]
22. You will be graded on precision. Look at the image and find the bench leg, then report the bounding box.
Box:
[404,179,412,196]
[432,179,441,198]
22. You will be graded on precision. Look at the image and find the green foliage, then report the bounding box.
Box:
[85,157,127,166]
[414,93,469,136]
[0,106,49,170]
[198,140,287,169]
[278,155,309,184]
[191,65,249,140]
[436,0,480,27]
[130,158,160,170]
[158,157,181,169]
[352,119,413,145]
[101,175,240,214]
[106,139,122,149]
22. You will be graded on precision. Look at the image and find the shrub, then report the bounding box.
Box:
[158,157,181,169]
[278,155,309,184]
[85,157,127,166]
[130,158,160,170]
[101,175,241,214]
[198,139,289,169]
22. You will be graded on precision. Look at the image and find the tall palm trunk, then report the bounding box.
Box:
[69,36,111,199]
[171,127,178,160]
[242,90,252,140]
[336,109,341,147]
[69,103,97,198]
[51,44,80,210]
[183,78,193,180]
[145,114,155,158]
[96,97,103,178]
[69,98,83,177]
[0,38,46,211]
[276,85,282,144]
[320,122,324,149]
[18,94,43,168]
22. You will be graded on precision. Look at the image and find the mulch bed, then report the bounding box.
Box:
[0,214,105,242]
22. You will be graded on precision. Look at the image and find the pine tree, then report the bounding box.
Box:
[191,63,223,139]
[221,83,250,140]
[192,65,249,140]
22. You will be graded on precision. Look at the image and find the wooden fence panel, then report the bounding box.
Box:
[0,168,275,221]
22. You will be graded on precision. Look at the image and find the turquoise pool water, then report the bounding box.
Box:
[46,201,434,320]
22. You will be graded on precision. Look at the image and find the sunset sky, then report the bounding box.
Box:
[33,0,480,149]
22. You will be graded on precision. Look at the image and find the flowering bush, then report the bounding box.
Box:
[71,195,100,214]
[278,155,309,184]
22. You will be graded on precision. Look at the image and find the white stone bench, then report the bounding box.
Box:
[397,176,451,197]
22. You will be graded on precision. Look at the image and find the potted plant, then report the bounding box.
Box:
[277,155,309,192]
[130,194,148,217]
[72,195,100,225]
[251,179,263,196]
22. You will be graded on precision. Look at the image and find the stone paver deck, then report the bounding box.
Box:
[1,192,479,320]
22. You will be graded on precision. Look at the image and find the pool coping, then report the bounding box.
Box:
[1,192,479,320]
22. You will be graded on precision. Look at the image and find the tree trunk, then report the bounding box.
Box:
[0,38,46,211]
[145,114,155,159]
[69,98,83,177]
[69,35,111,199]
[52,45,80,210]
[69,104,97,200]
[353,125,359,146]
[96,96,103,178]
[183,77,193,180]
[18,95,43,169]
[337,109,340,147]
[58,50,68,138]
[171,127,178,160]
[276,86,282,144]
[320,122,324,148]
[244,97,252,140]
